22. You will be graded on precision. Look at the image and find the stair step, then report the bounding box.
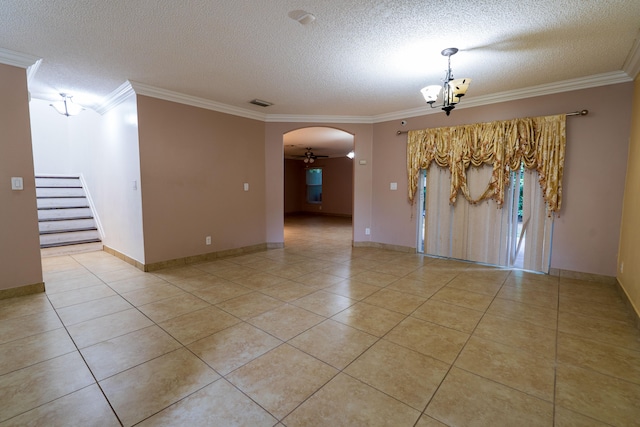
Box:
[40,227,97,235]
[36,174,101,249]
[37,198,89,209]
[40,239,103,249]
[36,187,86,198]
[35,177,82,188]
[39,218,97,233]
[39,216,94,222]
[38,207,93,221]
[40,230,101,247]
[41,242,104,256]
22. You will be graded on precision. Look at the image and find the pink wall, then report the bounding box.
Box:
[371,83,633,276]
[285,157,354,216]
[313,157,353,216]
[0,63,42,291]
[14,79,631,279]
[137,96,266,264]
[284,159,304,214]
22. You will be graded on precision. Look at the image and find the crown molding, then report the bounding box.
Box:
[96,80,270,119]
[128,81,267,121]
[622,29,640,80]
[371,106,435,122]
[96,70,633,122]
[373,71,633,122]
[0,48,42,87]
[264,114,375,124]
[26,58,42,84]
[0,47,41,69]
[94,81,135,114]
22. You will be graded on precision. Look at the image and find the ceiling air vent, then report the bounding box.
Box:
[250,99,273,107]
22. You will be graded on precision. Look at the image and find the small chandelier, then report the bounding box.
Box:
[420,48,471,116]
[50,93,84,117]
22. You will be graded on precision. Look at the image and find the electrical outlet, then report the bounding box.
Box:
[620,262,624,273]
[205,236,211,245]
[365,228,370,235]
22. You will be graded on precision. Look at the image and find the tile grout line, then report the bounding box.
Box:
[552,272,561,426]
[45,258,128,427]
[29,224,637,426]
[43,290,125,427]
[414,267,511,424]
[198,254,427,423]
[65,257,273,425]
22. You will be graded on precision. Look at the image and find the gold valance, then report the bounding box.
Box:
[407,114,566,212]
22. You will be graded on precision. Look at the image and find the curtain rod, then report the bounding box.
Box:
[396,109,589,135]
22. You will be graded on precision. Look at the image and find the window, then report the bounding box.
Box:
[306,168,322,204]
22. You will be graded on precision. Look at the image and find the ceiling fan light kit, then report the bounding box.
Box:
[300,147,329,163]
[421,48,471,116]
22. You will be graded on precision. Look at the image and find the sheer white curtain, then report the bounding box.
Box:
[424,165,515,265]
[424,166,453,257]
[422,165,551,272]
[521,169,554,272]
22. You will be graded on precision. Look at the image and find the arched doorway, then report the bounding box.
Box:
[283,127,355,245]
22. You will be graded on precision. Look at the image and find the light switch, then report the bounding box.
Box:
[11,177,23,190]
[243,183,249,191]
[390,182,397,190]
[359,160,367,165]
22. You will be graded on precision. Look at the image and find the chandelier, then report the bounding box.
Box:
[50,93,84,117]
[420,48,471,116]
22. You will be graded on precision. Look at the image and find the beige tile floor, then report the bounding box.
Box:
[2,215,640,426]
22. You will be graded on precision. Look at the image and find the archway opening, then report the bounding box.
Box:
[283,127,354,247]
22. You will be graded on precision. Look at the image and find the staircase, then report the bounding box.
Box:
[36,176,102,248]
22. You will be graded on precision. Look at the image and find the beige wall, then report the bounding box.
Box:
[371,83,633,277]
[285,157,354,216]
[137,96,266,264]
[0,63,42,291]
[618,76,640,317]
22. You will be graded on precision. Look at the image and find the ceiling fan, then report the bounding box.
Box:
[296,147,328,163]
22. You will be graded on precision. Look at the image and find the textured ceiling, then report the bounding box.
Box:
[1,1,639,120]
